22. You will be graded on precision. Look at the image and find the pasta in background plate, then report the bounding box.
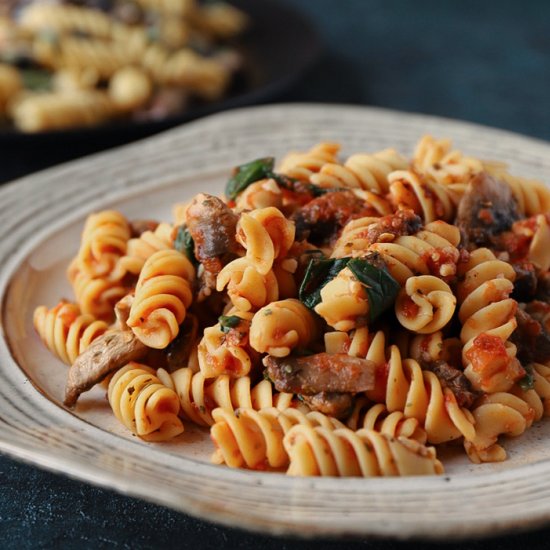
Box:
[0,0,247,132]
[33,135,550,477]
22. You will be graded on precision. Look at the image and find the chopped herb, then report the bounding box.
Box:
[218,315,241,333]
[298,256,400,323]
[21,68,52,92]
[347,258,400,322]
[519,364,535,391]
[269,172,345,197]
[299,257,352,310]
[174,225,197,264]
[225,157,275,200]
[263,309,273,316]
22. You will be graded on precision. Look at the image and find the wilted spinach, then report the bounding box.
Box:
[299,256,400,323]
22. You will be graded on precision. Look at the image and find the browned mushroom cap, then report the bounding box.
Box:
[456,171,521,249]
[184,193,240,276]
[263,353,376,395]
[300,392,355,419]
[64,330,148,407]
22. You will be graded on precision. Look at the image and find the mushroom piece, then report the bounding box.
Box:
[456,172,521,249]
[64,330,148,407]
[264,353,375,395]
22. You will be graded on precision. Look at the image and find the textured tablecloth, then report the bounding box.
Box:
[2,0,550,548]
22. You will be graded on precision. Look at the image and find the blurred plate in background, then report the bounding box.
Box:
[0,0,320,183]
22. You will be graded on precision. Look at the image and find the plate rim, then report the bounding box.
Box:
[2,103,550,540]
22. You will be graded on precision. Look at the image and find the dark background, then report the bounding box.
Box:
[2,0,550,548]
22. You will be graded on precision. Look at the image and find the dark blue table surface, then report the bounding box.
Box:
[2,1,550,548]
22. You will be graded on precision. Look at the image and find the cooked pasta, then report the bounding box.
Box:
[33,301,108,365]
[395,275,456,334]
[216,257,279,312]
[249,299,318,356]
[388,170,456,223]
[108,363,184,441]
[2,0,246,131]
[210,407,345,469]
[110,222,174,281]
[197,310,258,378]
[367,220,461,284]
[369,345,476,444]
[10,89,115,132]
[109,67,152,112]
[69,268,129,321]
[236,207,295,275]
[457,248,523,393]
[314,267,371,331]
[157,368,298,427]
[413,135,484,186]
[76,210,131,279]
[346,399,428,444]
[0,64,22,115]
[310,149,407,194]
[34,135,550,477]
[127,249,195,349]
[278,142,341,181]
[284,425,444,477]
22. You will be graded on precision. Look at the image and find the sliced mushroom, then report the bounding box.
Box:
[64,330,148,407]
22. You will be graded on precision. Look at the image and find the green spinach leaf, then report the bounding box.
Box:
[518,364,535,391]
[174,225,197,264]
[218,315,242,333]
[299,255,400,323]
[225,157,275,200]
[299,257,352,309]
[347,258,400,322]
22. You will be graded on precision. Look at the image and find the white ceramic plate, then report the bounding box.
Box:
[2,104,550,540]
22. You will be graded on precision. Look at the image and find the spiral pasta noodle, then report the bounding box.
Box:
[111,222,173,281]
[371,345,476,444]
[20,4,118,40]
[284,425,444,477]
[395,275,456,334]
[388,170,455,223]
[127,249,195,349]
[197,310,258,378]
[346,399,428,444]
[33,301,108,365]
[216,257,279,312]
[485,167,550,217]
[236,207,295,275]
[314,267,371,331]
[413,135,484,186]
[249,299,318,356]
[367,220,461,284]
[331,215,385,258]
[33,37,138,80]
[0,64,22,115]
[10,90,115,133]
[157,368,298,427]
[310,148,407,194]
[69,268,129,321]
[457,248,523,393]
[277,142,341,181]
[108,363,184,441]
[75,210,131,279]
[234,179,284,211]
[210,407,345,469]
